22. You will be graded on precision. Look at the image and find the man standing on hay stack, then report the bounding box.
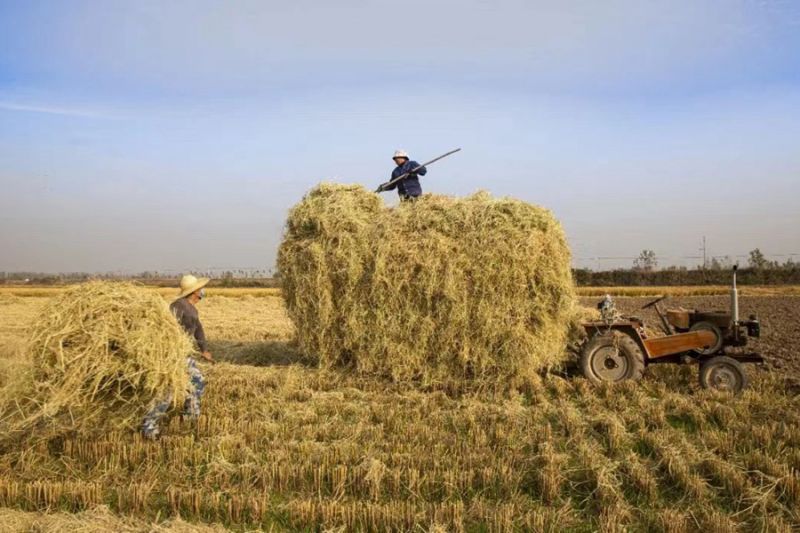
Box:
[377,149,428,201]
[141,274,213,439]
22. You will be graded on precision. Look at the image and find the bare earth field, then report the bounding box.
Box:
[0,291,798,531]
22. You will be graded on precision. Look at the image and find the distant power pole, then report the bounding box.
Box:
[700,236,707,269]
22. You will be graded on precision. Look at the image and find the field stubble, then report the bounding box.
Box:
[0,292,798,531]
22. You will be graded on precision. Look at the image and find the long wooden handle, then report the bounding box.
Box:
[377,148,461,191]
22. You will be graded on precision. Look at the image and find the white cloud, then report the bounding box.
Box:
[0,100,120,119]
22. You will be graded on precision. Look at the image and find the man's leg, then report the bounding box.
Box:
[183,357,206,419]
[142,394,172,439]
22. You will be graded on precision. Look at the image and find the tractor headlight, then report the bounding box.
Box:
[745,316,760,338]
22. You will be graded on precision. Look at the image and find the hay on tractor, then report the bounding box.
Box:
[278,183,576,389]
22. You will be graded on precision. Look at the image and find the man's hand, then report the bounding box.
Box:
[200,351,215,363]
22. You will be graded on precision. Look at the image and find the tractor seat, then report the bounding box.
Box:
[666,308,692,329]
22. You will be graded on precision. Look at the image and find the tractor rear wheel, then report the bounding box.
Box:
[690,321,723,355]
[580,333,645,385]
[699,356,747,393]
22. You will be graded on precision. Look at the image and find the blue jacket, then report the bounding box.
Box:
[385,160,427,197]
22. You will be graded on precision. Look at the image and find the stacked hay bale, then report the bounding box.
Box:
[279,184,575,388]
[0,281,193,441]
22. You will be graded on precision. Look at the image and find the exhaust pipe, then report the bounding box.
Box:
[730,265,739,325]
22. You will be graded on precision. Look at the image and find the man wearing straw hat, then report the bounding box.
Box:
[171,274,214,364]
[141,274,213,439]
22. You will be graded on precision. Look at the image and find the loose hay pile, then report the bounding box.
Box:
[279,184,575,388]
[0,281,194,441]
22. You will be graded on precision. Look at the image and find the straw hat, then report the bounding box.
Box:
[177,274,210,299]
[392,149,409,160]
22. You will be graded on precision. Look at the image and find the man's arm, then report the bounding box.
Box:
[409,160,427,176]
[193,318,214,362]
[382,169,401,191]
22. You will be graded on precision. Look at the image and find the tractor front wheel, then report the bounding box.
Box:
[699,356,747,393]
[580,333,645,385]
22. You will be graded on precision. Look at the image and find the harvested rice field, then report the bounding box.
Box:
[0,291,799,531]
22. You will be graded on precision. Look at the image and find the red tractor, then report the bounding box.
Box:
[579,267,762,393]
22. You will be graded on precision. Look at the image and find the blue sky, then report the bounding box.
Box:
[1,0,799,273]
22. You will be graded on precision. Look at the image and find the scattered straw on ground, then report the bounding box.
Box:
[279,183,575,389]
[0,293,24,306]
[0,505,228,532]
[0,281,194,443]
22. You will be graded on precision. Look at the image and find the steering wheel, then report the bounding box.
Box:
[641,295,668,310]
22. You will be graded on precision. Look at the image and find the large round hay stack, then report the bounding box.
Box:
[279,183,575,388]
[0,281,194,440]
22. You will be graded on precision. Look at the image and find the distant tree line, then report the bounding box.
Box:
[573,248,800,286]
[573,266,800,286]
[2,249,798,287]
[0,271,279,288]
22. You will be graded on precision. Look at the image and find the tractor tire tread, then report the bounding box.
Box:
[618,334,646,382]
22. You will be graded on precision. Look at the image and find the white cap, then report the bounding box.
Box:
[392,149,409,160]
